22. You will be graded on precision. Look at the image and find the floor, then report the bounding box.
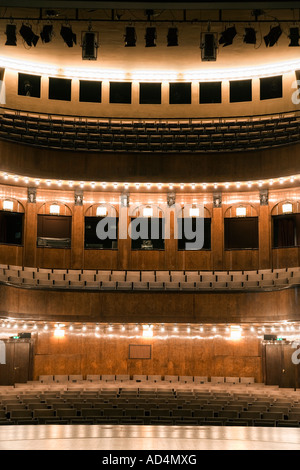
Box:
[0,424,300,450]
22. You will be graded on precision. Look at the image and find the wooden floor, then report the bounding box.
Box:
[0,424,300,450]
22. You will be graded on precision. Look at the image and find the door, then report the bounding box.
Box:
[264,342,300,389]
[0,340,32,385]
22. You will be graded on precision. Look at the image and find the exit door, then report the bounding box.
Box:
[264,342,300,388]
[0,340,32,386]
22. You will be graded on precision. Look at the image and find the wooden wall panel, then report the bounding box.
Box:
[32,333,262,383]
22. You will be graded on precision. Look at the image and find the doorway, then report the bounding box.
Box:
[0,340,33,386]
[263,341,300,388]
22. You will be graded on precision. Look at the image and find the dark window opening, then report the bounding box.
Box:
[79,80,102,102]
[85,216,118,249]
[139,82,161,104]
[18,73,41,98]
[37,214,72,248]
[178,218,211,250]
[109,82,132,104]
[49,77,72,101]
[200,82,222,104]
[273,214,300,248]
[169,82,191,104]
[260,75,282,100]
[225,217,258,249]
[131,217,165,250]
[0,211,23,245]
[230,79,252,103]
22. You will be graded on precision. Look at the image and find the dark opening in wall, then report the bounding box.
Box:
[85,216,118,249]
[230,79,252,103]
[109,82,132,104]
[178,218,211,250]
[131,218,165,250]
[18,73,41,98]
[0,211,23,245]
[169,83,192,104]
[224,217,258,249]
[199,82,222,103]
[260,75,282,100]
[79,80,102,103]
[48,77,72,101]
[273,214,300,248]
[37,215,72,248]
[139,82,161,104]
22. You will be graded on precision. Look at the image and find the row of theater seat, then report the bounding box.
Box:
[38,375,255,384]
[1,111,299,153]
[0,387,300,427]
[1,265,299,292]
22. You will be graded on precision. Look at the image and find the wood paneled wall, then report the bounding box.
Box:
[33,333,262,383]
[0,185,300,271]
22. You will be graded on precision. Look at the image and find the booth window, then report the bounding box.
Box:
[131,217,165,250]
[37,214,71,248]
[273,214,300,248]
[225,217,258,249]
[0,211,23,245]
[85,216,118,249]
[178,218,211,250]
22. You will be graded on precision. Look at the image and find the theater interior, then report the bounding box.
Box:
[0,0,300,451]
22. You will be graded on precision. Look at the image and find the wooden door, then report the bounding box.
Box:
[0,340,32,385]
[263,342,300,389]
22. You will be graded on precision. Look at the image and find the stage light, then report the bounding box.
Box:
[124,27,136,47]
[243,27,256,44]
[60,25,76,47]
[40,24,53,43]
[5,24,17,46]
[264,25,282,47]
[145,27,156,47]
[167,27,178,47]
[289,27,300,47]
[219,26,237,47]
[20,24,39,47]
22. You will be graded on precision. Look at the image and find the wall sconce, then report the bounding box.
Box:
[282,203,293,214]
[49,204,60,215]
[54,328,65,338]
[236,206,246,217]
[143,206,153,217]
[3,200,13,211]
[96,205,107,217]
[189,207,199,217]
[230,326,242,340]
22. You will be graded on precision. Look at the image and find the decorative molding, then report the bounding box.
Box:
[121,192,129,208]
[260,189,269,206]
[27,187,36,204]
[74,190,83,206]
[213,192,222,208]
[167,192,176,207]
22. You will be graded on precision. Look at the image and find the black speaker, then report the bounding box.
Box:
[82,32,98,60]
[19,332,31,339]
[264,334,277,341]
[201,33,217,61]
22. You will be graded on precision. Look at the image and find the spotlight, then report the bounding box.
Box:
[60,25,76,47]
[243,27,256,44]
[264,25,282,47]
[124,26,136,47]
[289,27,300,47]
[82,31,98,60]
[20,24,39,47]
[219,26,236,47]
[40,24,53,43]
[145,27,156,47]
[5,24,17,46]
[167,27,178,46]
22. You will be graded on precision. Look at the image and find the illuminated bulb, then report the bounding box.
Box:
[24,177,29,184]
[44,325,48,330]
[14,176,18,182]
[113,183,118,189]
[230,326,242,340]
[124,183,129,189]
[135,183,140,189]
[91,182,96,188]
[187,327,191,333]
[135,325,139,331]
[214,183,218,189]
[169,184,173,190]
[180,183,185,189]
[3,173,8,179]
[33,324,37,330]
[102,182,107,188]
[35,179,40,185]
[46,180,51,186]
[191,183,195,189]
[200,327,203,332]
[225,183,229,189]
[147,183,152,189]
[202,183,207,190]
[157,183,162,189]
[80,181,85,188]
[108,326,113,332]
[269,179,274,186]
[57,180,62,186]
[69,325,74,331]
[23,324,27,329]
[212,327,217,332]
[95,326,99,331]
[14,324,18,329]
[1,323,5,328]
[250,326,255,332]
[247,181,252,187]
[290,176,295,183]
[173,326,178,332]
[236,182,241,188]
[279,178,284,184]
[258,181,263,187]
[6,323,10,328]
[121,325,125,331]
[82,326,87,331]
[54,328,65,338]
[160,326,165,332]
[68,181,74,187]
